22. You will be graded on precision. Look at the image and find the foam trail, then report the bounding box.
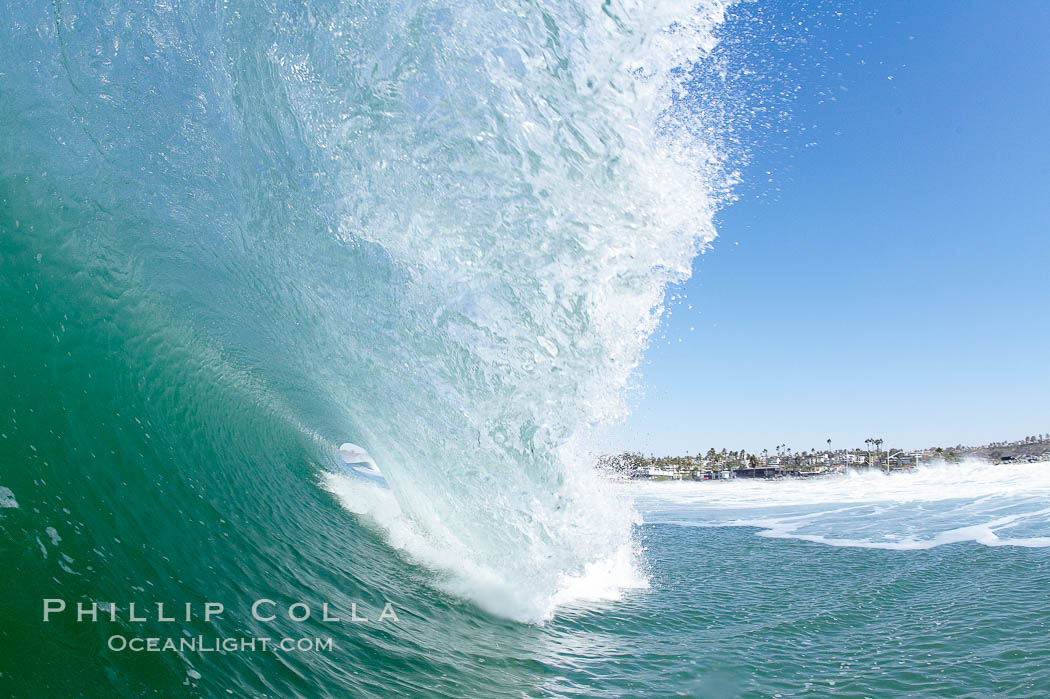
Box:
[632,459,1050,550]
[0,486,17,509]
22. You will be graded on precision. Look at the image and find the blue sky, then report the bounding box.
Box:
[618,1,1050,456]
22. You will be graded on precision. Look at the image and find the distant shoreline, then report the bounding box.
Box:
[599,436,1050,482]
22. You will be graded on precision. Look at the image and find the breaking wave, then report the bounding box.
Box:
[633,459,1050,550]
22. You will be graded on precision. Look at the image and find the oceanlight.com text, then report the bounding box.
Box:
[107,635,335,653]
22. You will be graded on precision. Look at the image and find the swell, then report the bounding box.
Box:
[0,223,564,697]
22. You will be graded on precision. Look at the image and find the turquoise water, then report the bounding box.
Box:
[3,0,1050,695]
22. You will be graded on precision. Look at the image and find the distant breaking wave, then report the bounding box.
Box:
[633,459,1050,550]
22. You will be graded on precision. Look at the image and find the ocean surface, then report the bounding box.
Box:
[2,0,1050,695]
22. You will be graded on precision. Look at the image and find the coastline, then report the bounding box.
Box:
[600,437,1050,482]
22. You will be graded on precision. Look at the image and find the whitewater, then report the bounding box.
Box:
[632,459,1050,550]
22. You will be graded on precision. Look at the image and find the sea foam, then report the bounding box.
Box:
[632,459,1050,550]
[0,486,17,509]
